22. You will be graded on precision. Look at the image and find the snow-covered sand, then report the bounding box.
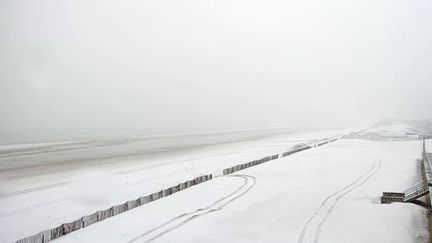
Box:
[0,129,348,243]
[53,138,429,243]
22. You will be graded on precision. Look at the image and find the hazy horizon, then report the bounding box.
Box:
[1,0,432,144]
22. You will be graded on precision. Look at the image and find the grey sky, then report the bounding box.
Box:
[1,0,432,143]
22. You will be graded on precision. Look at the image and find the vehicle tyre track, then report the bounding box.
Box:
[0,196,72,218]
[313,159,382,243]
[126,174,256,243]
[185,162,202,177]
[0,181,70,198]
[297,157,382,243]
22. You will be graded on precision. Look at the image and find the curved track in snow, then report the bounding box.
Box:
[297,157,383,243]
[126,174,256,243]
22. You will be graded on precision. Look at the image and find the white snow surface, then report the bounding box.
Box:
[0,129,349,243]
[53,139,429,243]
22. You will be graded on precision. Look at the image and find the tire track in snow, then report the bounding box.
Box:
[0,181,70,198]
[185,162,202,177]
[126,174,256,243]
[0,142,104,158]
[0,196,72,218]
[313,159,382,243]
[297,157,382,243]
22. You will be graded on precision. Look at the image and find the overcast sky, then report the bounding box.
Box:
[1,0,432,143]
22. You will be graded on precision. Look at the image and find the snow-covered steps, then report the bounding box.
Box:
[381,182,429,204]
[404,182,430,202]
[380,192,404,203]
